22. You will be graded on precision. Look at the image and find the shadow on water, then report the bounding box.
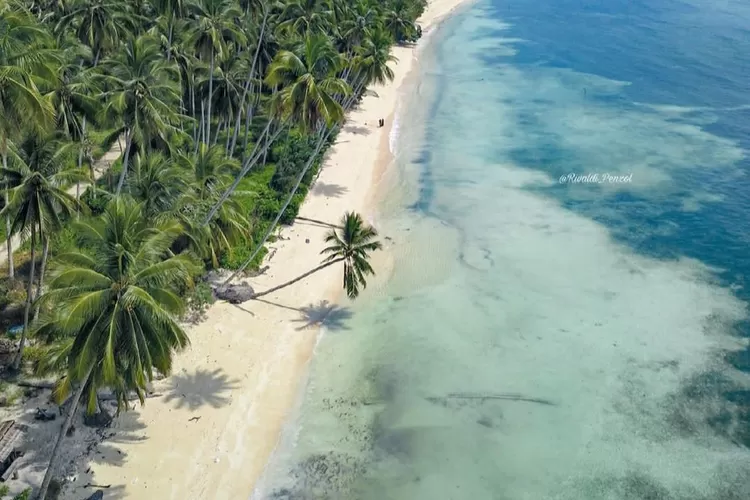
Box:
[162,368,239,411]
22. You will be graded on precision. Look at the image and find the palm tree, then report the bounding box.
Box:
[251,212,381,299]
[0,5,57,281]
[0,135,85,370]
[151,0,186,61]
[276,0,331,38]
[126,153,186,218]
[35,197,197,500]
[51,45,101,207]
[56,0,137,65]
[100,34,182,195]
[203,33,349,232]
[175,144,251,267]
[187,0,244,145]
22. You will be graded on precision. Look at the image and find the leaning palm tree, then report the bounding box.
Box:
[0,135,85,370]
[100,34,182,195]
[251,211,381,299]
[205,33,349,247]
[0,5,57,280]
[35,197,197,500]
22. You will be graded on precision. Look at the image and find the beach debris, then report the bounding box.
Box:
[188,416,201,422]
[84,491,104,500]
[34,408,56,421]
[213,283,255,304]
[84,483,110,489]
[305,238,310,243]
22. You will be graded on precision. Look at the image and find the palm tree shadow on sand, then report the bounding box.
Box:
[163,368,240,411]
[293,300,353,331]
[312,181,348,198]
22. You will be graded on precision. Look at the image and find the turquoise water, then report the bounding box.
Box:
[255,0,750,498]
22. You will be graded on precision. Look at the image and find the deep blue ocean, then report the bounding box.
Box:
[482,0,750,378]
[257,1,750,498]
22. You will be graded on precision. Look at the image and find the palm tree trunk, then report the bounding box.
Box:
[202,119,284,225]
[200,99,206,146]
[36,364,94,500]
[76,117,87,218]
[12,226,36,371]
[190,82,198,143]
[2,145,14,281]
[251,257,344,299]
[232,10,268,158]
[221,126,334,287]
[206,51,215,145]
[240,91,256,161]
[213,117,224,146]
[115,129,133,196]
[33,233,49,321]
[167,21,174,62]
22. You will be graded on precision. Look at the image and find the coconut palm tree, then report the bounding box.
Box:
[0,135,85,370]
[35,197,196,500]
[126,153,186,218]
[203,32,349,232]
[251,211,381,299]
[276,0,331,38]
[0,4,57,281]
[187,0,245,145]
[51,45,101,207]
[100,34,182,195]
[151,0,186,61]
[175,144,251,267]
[56,0,138,65]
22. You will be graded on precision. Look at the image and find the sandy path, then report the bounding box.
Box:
[63,1,475,498]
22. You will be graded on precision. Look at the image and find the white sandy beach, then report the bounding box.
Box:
[55,1,474,498]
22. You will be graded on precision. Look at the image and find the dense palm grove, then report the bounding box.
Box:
[0,0,424,496]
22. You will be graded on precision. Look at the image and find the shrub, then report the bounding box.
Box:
[219,243,268,271]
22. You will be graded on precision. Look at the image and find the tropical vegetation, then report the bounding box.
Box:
[0,0,423,497]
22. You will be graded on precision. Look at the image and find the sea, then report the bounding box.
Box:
[254,0,750,498]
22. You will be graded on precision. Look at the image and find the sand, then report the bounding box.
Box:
[58,1,475,498]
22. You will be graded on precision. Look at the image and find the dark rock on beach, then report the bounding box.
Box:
[214,283,255,304]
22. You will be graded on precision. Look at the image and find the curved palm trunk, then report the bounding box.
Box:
[12,226,36,371]
[221,126,335,287]
[251,257,344,299]
[2,146,14,281]
[115,129,133,196]
[36,364,94,500]
[33,234,49,321]
[206,51,215,145]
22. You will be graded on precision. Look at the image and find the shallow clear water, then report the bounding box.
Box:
[255,0,750,498]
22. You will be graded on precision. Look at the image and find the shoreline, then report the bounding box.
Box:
[62,1,474,498]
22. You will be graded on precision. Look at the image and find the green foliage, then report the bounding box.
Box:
[12,488,31,500]
[80,187,111,216]
[219,242,268,271]
[269,132,320,193]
